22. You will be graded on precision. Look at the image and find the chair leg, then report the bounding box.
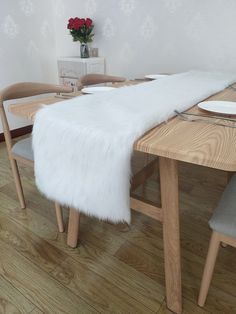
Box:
[54,202,64,233]
[198,231,221,307]
[67,208,80,248]
[10,158,26,208]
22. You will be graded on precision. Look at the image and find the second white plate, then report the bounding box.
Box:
[145,74,167,80]
[81,86,116,94]
[198,101,236,115]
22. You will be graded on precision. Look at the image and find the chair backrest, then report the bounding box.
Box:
[79,74,126,88]
[0,82,73,152]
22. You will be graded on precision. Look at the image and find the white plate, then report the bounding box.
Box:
[198,101,236,115]
[81,86,116,94]
[145,74,167,80]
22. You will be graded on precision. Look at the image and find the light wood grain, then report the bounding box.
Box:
[130,196,163,221]
[198,231,221,307]
[67,208,80,248]
[135,87,236,171]
[8,96,72,120]
[198,230,236,307]
[8,81,142,120]
[8,82,236,171]
[0,82,73,104]
[160,157,182,314]
[55,202,64,233]
[80,73,126,86]
[0,83,70,232]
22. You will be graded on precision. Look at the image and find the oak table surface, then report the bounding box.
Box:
[8,79,236,314]
[9,81,236,171]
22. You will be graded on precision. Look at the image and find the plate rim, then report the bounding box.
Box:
[81,86,116,94]
[198,100,236,115]
[144,74,167,80]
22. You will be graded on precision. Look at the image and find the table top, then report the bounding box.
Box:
[8,80,236,171]
[8,81,139,121]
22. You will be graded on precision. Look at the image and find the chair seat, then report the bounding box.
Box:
[209,174,236,238]
[11,137,34,161]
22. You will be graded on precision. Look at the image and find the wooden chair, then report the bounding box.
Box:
[198,174,236,307]
[78,73,126,89]
[0,82,73,232]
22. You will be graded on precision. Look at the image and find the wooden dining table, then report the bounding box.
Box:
[8,80,236,314]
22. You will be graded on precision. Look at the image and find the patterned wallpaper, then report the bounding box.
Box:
[1,0,236,131]
[54,0,236,78]
[0,0,57,132]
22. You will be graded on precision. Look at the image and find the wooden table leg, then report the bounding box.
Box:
[159,157,182,314]
[67,208,80,248]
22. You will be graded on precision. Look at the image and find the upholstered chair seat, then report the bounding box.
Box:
[12,137,33,161]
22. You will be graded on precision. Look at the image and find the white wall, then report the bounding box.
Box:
[54,0,236,78]
[0,0,57,132]
[1,0,236,131]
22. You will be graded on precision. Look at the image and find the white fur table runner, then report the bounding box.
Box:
[32,71,236,223]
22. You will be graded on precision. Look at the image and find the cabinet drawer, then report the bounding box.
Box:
[58,61,85,78]
[87,62,105,74]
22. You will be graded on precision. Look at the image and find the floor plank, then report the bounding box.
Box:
[51,256,158,313]
[0,275,35,314]
[0,239,98,313]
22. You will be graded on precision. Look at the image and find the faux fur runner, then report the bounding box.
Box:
[32,71,236,223]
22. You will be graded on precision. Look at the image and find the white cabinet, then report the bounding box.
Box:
[57,57,105,90]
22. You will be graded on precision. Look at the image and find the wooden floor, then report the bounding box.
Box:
[0,137,236,314]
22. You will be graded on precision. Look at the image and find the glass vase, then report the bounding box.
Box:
[80,43,89,58]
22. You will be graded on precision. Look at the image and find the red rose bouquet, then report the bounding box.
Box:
[67,17,94,43]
